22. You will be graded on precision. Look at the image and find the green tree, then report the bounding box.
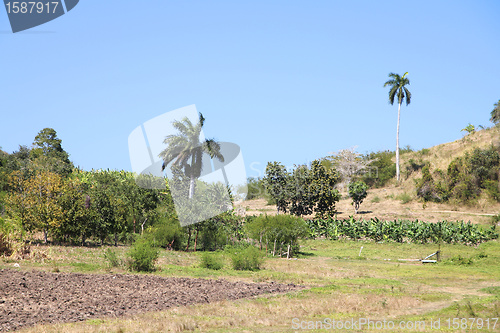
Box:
[31,128,73,176]
[348,181,368,214]
[6,170,64,243]
[288,165,314,217]
[263,161,290,213]
[461,123,475,135]
[159,113,224,199]
[491,100,500,126]
[310,160,340,218]
[384,72,412,182]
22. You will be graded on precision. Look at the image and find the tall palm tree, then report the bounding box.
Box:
[491,100,500,126]
[159,113,224,199]
[384,72,411,182]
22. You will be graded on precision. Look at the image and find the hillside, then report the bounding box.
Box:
[238,126,500,225]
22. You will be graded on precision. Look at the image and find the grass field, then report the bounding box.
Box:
[2,238,499,332]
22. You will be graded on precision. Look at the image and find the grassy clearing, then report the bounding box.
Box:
[4,239,499,332]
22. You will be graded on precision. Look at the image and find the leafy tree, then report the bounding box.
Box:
[6,170,64,243]
[263,161,289,213]
[159,113,224,199]
[461,123,475,135]
[55,176,93,245]
[288,165,314,217]
[310,160,340,218]
[361,150,396,187]
[31,128,73,176]
[245,177,266,200]
[245,214,308,257]
[348,181,368,214]
[384,72,412,182]
[3,145,31,178]
[491,100,500,126]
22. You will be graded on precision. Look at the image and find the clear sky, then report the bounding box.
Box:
[1,0,499,179]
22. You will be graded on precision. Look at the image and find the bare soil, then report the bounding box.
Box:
[238,186,499,225]
[0,269,301,332]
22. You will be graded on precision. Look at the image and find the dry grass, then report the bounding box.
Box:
[238,127,500,224]
[238,188,499,225]
[7,239,499,332]
[18,289,421,333]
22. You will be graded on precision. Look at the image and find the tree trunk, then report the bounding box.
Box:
[114,232,118,247]
[186,227,192,251]
[189,175,195,199]
[43,229,48,244]
[194,226,199,251]
[396,102,401,182]
[141,218,148,235]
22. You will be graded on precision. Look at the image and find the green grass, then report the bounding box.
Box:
[3,238,499,332]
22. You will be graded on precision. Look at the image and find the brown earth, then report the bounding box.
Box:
[0,269,302,332]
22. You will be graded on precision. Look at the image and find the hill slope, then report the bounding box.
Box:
[238,127,500,225]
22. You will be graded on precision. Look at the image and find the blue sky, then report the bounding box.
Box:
[1,0,499,179]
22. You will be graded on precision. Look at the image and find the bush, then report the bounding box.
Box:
[245,214,308,257]
[246,177,266,200]
[362,151,396,188]
[230,246,263,271]
[0,232,13,257]
[200,252,224,270]
[104,248,121,268]
[127,238,159,272]
[149,217,184,250]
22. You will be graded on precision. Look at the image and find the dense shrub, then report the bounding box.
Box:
[245,177,266,200]
[361,151,396,188]
[416,146,500,204]
[245,214,308,257]
[127,238,159,272]
[149,216,184,250]
[200,252,224,270]
[229,245,263,271]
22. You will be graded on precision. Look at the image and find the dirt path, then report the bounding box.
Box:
[0,269,302,332]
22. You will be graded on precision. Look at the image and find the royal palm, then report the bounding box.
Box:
[384,72,411,182]
[159,113,224,198]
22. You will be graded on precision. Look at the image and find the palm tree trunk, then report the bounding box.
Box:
[189,175,195,199]
[396,102,401,182]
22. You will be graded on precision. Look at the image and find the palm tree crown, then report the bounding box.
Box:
[159,113,224,198]
[384,72,411,106]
